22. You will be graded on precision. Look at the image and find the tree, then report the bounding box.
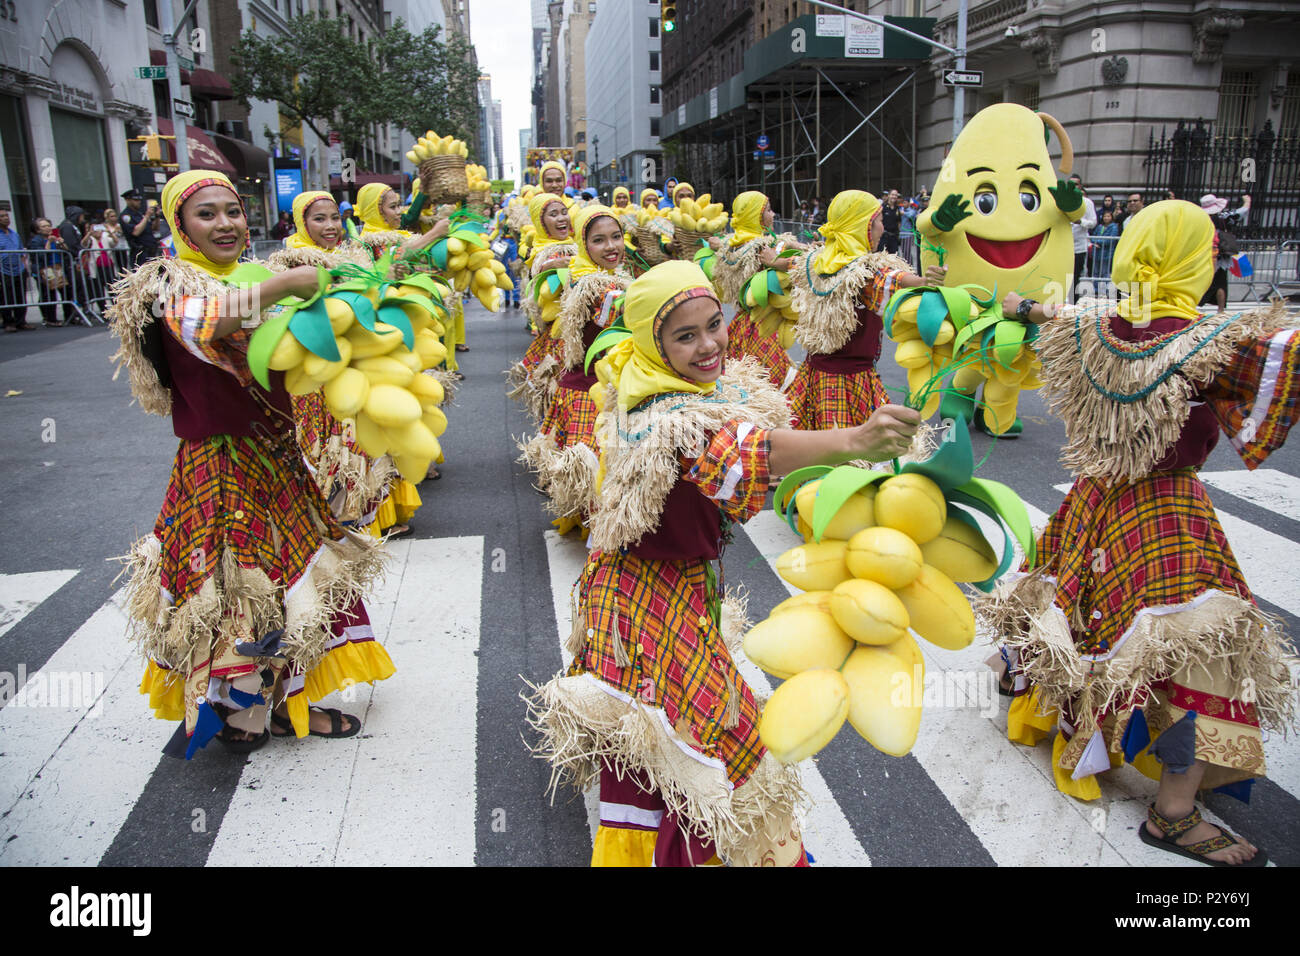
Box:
[230,14,373,156]
[369,22,481,156]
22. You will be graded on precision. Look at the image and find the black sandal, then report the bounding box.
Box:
[217,725,270,753]
[1138,804,1267,867]
[271,706,361,739]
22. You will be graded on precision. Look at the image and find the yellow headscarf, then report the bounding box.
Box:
[1112,200,1214,324]
[357,182,404,234]
[570,205,621,281]
[640,188,659,208]
[538,160,568,195]
[285,190,336,250]
[597,260,719,412]
[529,193,571,249]
[729,191,768,248]
[612,186,631,209]
[520,184,539,201]
[672,182,695,206]
[813,189,881,274]
[161,169,245,278]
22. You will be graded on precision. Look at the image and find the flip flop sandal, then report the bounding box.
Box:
[388,524,414,538]
[217,726,270,753]
[455,344,469,352]
[1138,804,1267,867]
[307,706,361,739]
[269,710,296,737]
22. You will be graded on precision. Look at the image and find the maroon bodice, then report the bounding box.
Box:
[558,319,602,390]
[629,476,722,562]
[161,326,291,440]
[808,300,882,373]
[1108,314,1219,470]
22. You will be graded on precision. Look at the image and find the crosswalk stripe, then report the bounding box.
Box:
[0,569,78,641]
[0,590,171,866]
[206,537,485,866]
[1201,468,1300,525]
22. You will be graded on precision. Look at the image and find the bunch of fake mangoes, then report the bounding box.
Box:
[424,226,513,312]
[749,471,997,763]
[737,267,798,347]
[405,131,469,162]
[667,193,729,234]
[887,286,1044,433]
[266,281,450,483]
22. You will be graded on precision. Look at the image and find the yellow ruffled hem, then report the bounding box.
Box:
[591,825,657,867]
[367,481,422,537]
[286,639,397,738]
[139,661,185,722]
[1007,688,1055,747]
[1051,732,1101,801]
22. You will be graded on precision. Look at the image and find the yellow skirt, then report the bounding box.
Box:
[366,480,422,537]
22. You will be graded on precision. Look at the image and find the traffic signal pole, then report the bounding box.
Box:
[159,0,202,174]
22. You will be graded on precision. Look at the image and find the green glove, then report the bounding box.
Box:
[400,192,428,232]
[931,194,972,233]
[1048,178,1083,214]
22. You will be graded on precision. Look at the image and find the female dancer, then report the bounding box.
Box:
[510,193,576,422]
[787,190,942,429]
[711,190,801,390]
[520,204,631,531]
[528,260,921,866]
[108,171,392,754]
[980,201,1299,866]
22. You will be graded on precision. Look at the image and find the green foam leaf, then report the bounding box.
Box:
[916,289,949,346]
[247,307,293,391]
[809,466,891,542]
[288,298,339,360]
[376,305,415,349]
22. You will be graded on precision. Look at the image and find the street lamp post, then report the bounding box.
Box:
[582,116,619,197]
[592,135,600,197]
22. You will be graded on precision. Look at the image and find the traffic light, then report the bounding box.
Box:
[128,134,177,168]
[662,2,676,32]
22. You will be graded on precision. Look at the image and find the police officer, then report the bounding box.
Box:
[119,189,162,267]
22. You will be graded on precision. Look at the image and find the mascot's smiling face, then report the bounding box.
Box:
[925,103,1075,300]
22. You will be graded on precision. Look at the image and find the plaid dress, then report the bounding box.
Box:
[568,421,772,787]
[539,382,600,451]
[999,321,1300,791]
[726,310,792,390]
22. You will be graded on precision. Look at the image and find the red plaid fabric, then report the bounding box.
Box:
[861,268,896,314]
[569,423,773,787]
[540,383,600,450]
[1204,328,1300,470]
[786,363,889,430]
[1031,470,1251,659]
[153,434,344,606]
[522,324,565,374]
[164,293,254,386]
[726,310,792,389]
[292,392,330,461]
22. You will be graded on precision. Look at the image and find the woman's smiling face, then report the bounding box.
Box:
[659,295,726,384]
[379,189,402,228]
[304,199,343,248]
[584,215,624,270]
[182,185,246,263]
[542,200,571,240]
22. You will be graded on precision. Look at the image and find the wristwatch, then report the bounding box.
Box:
[1016,297,1037,322]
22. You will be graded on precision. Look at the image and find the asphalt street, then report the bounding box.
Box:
[0,299,1297,867]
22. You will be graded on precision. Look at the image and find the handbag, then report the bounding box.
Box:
[41,265,68,290]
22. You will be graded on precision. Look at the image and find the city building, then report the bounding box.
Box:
[542,1,563,146]
[584,0,662,199]
[441,0,471,37]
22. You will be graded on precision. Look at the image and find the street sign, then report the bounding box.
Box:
[136,66,168,80]
[178,55,195,72]
[763,163,776,172]
[173,99,195,119]
[763,149,775,158]
[756,134,769,150]
[753,150,761,160]
[943,70,984,88]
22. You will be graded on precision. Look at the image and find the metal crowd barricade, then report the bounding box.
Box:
[0,247,105,328]
[1235,238,1300,302]
[73,246,135,322]
[1076,233,1121,304]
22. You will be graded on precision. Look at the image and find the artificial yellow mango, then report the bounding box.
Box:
[352,354,415,388]
[392,453,431,484]
[301,336,352,383]
[775,540,852,592]
[919,514,998,583]
[829,579,910,646]
[409,373,445,406]
[322,367,369,419]
[324,297,355,336]
[422,405,448,437]
[846,526,923,589]
[390,346,425,374]
[795,480,877,540]
[841,634,924,757]
[894,339,933,369]
[268,332,307,371]
[364,383,422,428]
[353,412,389,456]
[345,322,403,359]
[284,364,326,396]
[894,563,976,650]
[769,591,833,616]
[388,419,441,461]
[874,473,947,545]
[758,669,850,764]
[743,606,854,680]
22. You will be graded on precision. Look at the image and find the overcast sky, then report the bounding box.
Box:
[470,1,535,181]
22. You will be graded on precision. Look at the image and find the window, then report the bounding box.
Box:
[1216,69,1258,137]
[650,85,660,104]
[143,0,159,29]
[576,150,586,162]
[650,117,660,137]
[650,51,660,71]
[1281,73,1300,136]
[576,130,585,143]
[590,2,597,11]
[650,18,658,37]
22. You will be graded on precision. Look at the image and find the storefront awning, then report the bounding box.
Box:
[189,69,234,101]
[213,133,272,181]
[156,118,237,175]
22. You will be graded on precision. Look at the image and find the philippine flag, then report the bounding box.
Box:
[1230,252,1253,277]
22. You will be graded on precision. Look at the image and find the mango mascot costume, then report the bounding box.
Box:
[917,104,1083,437]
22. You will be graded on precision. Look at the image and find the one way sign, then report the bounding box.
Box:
[943,70,984,88]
